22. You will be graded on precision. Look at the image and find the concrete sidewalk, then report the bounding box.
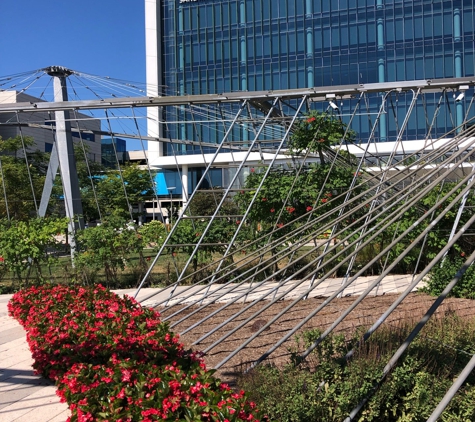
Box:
[0,294,70,422]
[0,276,423,421]
[0,287,175,422]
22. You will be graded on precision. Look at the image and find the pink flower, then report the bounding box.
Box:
[121,368,132,382]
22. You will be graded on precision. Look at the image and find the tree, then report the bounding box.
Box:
[187,189,239,217]
[235,162,359,241]
[74,218,145,287]
[0,136,49,220]
[73,144,106,223]
[138,220,167,252]
[372,181,475,275]
[234,113,360,275]
[95,164,154,222]
[288,111,356,164]
[0,217,68,285]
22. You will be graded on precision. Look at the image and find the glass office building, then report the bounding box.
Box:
[149,0,475,149]
[162,0,474,94]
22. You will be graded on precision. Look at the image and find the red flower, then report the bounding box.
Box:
[261,198,267,202]
[461,252,466,257]
[277,223,284,228]
[270,208,275,213]
[306,116,316,123]
[250,168,255,173]
[8,285,264,422]
[236,220,241,225]
[321,199,327,203]
[306,206,312,212]
[286,207,295,213]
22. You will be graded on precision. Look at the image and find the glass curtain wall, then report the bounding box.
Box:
[161,0,475,152]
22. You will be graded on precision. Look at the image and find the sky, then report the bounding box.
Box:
[1,0,147,150]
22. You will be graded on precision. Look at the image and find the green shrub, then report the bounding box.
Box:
[422,255,475,299]
[238,316,475,421]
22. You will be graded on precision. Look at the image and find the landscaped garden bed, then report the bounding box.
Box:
[166,292,475,422]
[8,284,264,421]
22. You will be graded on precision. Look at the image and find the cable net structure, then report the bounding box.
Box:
[2,68,475,419]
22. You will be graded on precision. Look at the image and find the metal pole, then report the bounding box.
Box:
[344,248,475,422]
[427,353,475,422]
[45,66,84,260]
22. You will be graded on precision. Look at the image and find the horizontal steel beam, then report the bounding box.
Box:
[0,122,253,151]
[0,77,473,114]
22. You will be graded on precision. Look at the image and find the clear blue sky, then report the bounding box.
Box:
[1,0,145,82]
[1,0,147,150]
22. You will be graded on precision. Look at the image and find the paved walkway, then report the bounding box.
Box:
[0,275,423,421]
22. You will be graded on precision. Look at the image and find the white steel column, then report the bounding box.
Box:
[48,67,84,260]
[181,164,189,208]
[145,0,163,161]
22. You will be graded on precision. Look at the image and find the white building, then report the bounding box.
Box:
[0,91,101,162]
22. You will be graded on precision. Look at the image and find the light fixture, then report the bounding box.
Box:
[167,187,176,227]
[455,93,465,102]
[329,101,339,110]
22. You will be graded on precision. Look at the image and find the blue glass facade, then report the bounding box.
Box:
[101,137,127,168]
[160,0,475,151]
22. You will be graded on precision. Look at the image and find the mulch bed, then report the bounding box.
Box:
[157,292,475,385]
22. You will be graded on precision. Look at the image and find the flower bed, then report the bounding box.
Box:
[8,284,263,421]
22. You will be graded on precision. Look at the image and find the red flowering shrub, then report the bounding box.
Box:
[8,285,264,421]
[57,358,259,422]
[9,284,190,380]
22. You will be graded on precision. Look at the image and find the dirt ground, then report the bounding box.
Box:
[157,292,475,385]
